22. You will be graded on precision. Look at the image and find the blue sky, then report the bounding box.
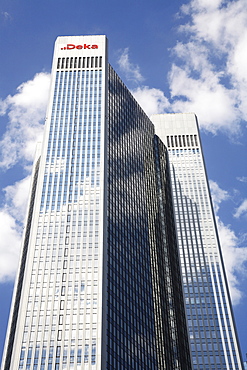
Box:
[0,0,247,362]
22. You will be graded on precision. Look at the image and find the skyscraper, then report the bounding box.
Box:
[1,36,191,370]
[151,113,243,370]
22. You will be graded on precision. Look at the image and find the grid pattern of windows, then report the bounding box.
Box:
[151,135,192,369]
[169,147,240,370]
[107,65,158,369]
[41,68,102,213]
[14,62,103,369]
[151,113,243,370]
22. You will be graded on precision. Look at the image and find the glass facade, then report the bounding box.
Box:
[106,67,191,369]
[151,113,243,370]
[151,135,192,369]
[2,36,191,370]
[107,65,159,368]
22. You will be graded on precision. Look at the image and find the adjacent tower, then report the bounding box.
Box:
[1,36,191,370]
[151,113,243,370]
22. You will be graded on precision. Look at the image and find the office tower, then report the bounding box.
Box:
[151,113,243,370]
[1,36,191,370]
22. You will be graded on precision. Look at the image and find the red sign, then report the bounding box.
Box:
[61,44,98,50]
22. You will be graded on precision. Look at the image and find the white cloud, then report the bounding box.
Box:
[0,72,49,282]
[234,199,247,218]
[0,210,22,282]
[169,0,247,134]
[117,48,172,117]
[132,86,170,117]
[216,217,247,305]
[209,180,229,213]
[117,48,144,84]
[117,48,171,117]
[0,176,31,282]
[3,176,31,223]
[0,72,50,169]
[210,180,247,304]
[1,11,11,21]
[115,0,247,135]
[237,176,247,183]
[169,64,240,134]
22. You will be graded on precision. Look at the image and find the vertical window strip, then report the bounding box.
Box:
[186,135,190,147]
[66,57,69,69]
[41,346,46,369]
[84,343,89,363]
[18,347,25,369]
[57,55,102,70]
[47,71,60,162]
[26,347,32,368]
[77,348,82,364]
[82,57,86,68]
[194,134,198,146]
[182,135,186,147]
[190,135,194,146]
[45,173,53,211]
[92,341,96,364]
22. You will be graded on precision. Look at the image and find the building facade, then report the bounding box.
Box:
[151,113,243,370]
[1,36,191,370]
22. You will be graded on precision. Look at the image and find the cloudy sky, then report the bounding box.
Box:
[0,0,247,361]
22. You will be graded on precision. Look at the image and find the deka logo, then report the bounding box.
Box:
[61,44,98,50]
